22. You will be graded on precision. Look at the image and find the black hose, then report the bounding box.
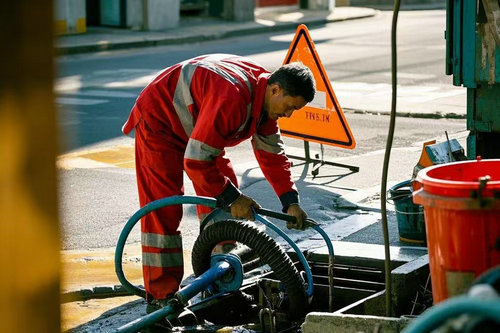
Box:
[380,0,401,317]
[192,220,308,319]
[242,257,263,272]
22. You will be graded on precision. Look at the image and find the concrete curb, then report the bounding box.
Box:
[61,284,141,303]
[55,10,377,55]
[345,108,467,120]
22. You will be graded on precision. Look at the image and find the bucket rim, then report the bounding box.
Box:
[389,179,412,192]
[416,159,500,195]
[388,180,413,202]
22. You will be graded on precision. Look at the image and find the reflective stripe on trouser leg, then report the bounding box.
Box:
[135,120,185,300]
[141,235,184,300]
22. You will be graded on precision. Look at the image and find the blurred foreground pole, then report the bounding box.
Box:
[0,1,60,332]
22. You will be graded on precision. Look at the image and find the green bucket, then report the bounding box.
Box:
[388,180,426,245]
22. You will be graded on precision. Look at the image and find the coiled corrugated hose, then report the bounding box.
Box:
[192,219,308,319]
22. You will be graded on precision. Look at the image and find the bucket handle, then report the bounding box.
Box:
[393,207,424,216]
[476,175,491,201]
[386,190,413,204]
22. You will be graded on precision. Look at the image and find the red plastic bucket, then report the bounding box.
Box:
[413,158,500,303]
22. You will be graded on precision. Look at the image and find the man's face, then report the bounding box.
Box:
[265,84,307,121]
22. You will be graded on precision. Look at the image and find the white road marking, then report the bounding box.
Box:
[382,72,436,80]
[55,69,160,93]
[75,90,137,98]
[54,75,82,92]
[56,97,108,105]
[55,89,137,107]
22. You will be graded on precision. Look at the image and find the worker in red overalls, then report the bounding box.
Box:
[122,54,316,311]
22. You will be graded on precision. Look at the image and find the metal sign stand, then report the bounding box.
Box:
[288,141,359,178]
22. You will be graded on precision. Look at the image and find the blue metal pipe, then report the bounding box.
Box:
[252,208,314,298]
[403,296,500,333]
[115,195,217,298]
[115,259,233,333]
[115,304,176,333]
[176,260,232,305]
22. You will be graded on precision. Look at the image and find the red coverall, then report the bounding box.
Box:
[122,54,300,301]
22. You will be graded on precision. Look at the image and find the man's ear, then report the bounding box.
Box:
[271,83,281,96]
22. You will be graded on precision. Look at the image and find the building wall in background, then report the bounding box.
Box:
[55,0,86,35]
[146,0,180,30]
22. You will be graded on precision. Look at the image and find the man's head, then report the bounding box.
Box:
[264,63,316,121]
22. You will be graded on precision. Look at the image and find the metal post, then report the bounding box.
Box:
[304,140,311,161]
[287,140,359,174]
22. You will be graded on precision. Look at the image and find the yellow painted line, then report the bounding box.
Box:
[57,156,114,170]
[58,145,135,170]
[82,146,135,167]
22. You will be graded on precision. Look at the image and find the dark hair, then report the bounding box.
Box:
[268,62,316,102]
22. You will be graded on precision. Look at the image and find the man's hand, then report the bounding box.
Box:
[230,194,261,220]
[286,204,308,230]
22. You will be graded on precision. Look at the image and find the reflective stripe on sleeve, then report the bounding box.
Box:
[185,138,221,161]
[218,62,252,92]
[141,233,182,249]
[142,252,184,268]
[202,62,241,87]
[252,133,285,154]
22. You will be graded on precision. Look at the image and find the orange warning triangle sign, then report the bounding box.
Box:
[279,24,356,149]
